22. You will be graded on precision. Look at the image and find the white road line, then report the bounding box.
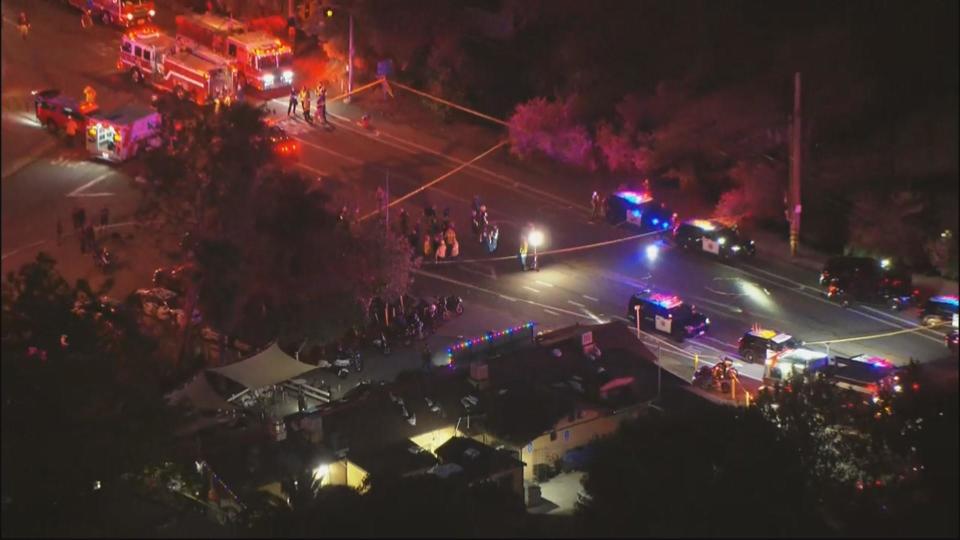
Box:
[543,309,560,316]
[567,300,585,307]
[521,286,540,294]
[415,269,592,321]
[66,172,112,198]
[499,295,518,302]
[1,240,46,261]
[582,294,599,302]
[534,280,554,288]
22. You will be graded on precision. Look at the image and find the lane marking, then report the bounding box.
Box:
[521,285,540,294]
[415,269,591,321]
[66,172,112,198]
[567,300,585,307]
[1,240,46,261]
[534,280,554,288]
[582,294,599,302]
[543,309,560,316]
[499,295,518,302]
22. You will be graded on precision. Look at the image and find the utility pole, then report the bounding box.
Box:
[789,72,803,257]
[345,13,354,104]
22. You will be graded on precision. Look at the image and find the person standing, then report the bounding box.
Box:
[287,86,298,116]
[300,88,312,123]
[591,191,602,221]
[518,234,529,271]
[317,92,327,125]
[77,207,87,231]
[99,207,110,229]
[65,116,79,147]
[18,12,30,40]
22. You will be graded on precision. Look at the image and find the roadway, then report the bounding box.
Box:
[2,0,954,395]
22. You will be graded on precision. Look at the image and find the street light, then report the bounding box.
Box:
[527,228,544,271]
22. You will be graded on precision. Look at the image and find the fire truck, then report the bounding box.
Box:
[175,13,294,91]
[66,0,155,28]
[119,28,237,104]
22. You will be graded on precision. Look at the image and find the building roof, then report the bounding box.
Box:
[209,342,316,390]
[88,104,159,125]
[348,439,438,480]
[434,437,523,485]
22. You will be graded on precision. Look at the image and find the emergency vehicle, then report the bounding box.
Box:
[66,0,155,28]
[762,352,904,398]
[605,190,677,232]
[673,219,756,258]
[175,13,294,91]
[85,104,161,162]
[738,328,803,364]
[119,28,237,104]
[33,89,98,133]
[627,290,710,342]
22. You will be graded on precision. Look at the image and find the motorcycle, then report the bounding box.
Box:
[443,295,464,316]
[92,247,114,271]
[372,331,392,356]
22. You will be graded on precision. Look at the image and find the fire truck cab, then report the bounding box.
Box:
[175,13,293,91]
[85,104,161,162]
[67,0,155,28]
[120,28,236,104]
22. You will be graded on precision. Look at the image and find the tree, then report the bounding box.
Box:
[577,407,814,536]
[847,191,930,267]
[138,102,415,352]
[508,96,596,170]
[1,254,182,536]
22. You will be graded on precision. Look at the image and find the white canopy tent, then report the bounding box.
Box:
[209,342,316,391]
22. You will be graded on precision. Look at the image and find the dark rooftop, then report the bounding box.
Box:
[434,437,524,486]
[348,439,439,480]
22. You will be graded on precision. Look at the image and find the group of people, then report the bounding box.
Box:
[65,206,110,257]
[287,84,328,125]
[418,205,459,261]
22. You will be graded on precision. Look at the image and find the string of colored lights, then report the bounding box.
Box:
[199,460,246,510]
[446,321,535,363]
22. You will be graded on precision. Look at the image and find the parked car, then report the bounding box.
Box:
[737,328,803,364]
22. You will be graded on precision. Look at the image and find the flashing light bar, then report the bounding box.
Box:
[647,293,683,309]
[446,322,536,362]
[615,190,652,205]
[931,295,959,307]
[751,328,777,339]
[688,219,716,231]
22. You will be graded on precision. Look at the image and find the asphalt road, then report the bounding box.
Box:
[2,0,954,396]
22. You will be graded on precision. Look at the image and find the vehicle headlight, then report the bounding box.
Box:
[704,318,710,325]
[731,245,741,252]
[148,9,156,17]
[262,73,275,86]
[718,237,727,245]
[127,13,134,20]
[282,70,294,81]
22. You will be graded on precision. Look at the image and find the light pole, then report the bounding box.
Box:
[345,13,354,104]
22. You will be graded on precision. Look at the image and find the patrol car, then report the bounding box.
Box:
[605,190,677,232]
[818,256,917,309]
[627,290,710,342]
[673,219,756,258]
[737,328,803,364]
[920,295,958,327]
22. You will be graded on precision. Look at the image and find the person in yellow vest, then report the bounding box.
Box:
[83,86,97,108]
[422,233,433,258]
[518,235,529,271]
[64,116,79,147]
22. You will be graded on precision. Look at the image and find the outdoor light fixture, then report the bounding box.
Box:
[148,9,156,17]
[528,229,544,248]
[313,464,329,480]
[880,258,891,269]
[645,243,660,262]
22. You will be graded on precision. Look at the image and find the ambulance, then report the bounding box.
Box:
[85,104,161,162]
[119,27,237,104]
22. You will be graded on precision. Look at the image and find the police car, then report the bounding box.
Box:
[673,219,756,258]
[737,328,803,364]
[605,190,677,232]
[627,290,710,342]
[920,295,958,327]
